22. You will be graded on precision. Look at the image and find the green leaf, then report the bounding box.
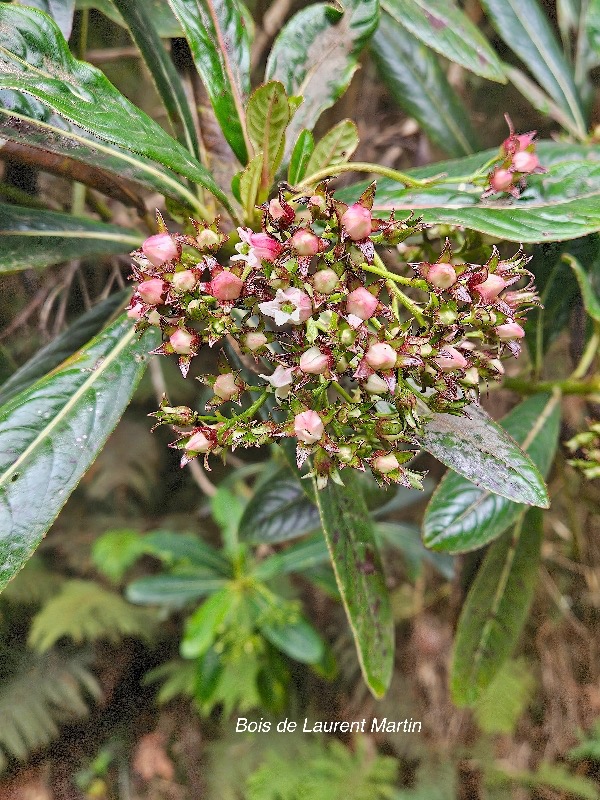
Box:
[181,586,237,658]
[167,0,251,164]
[304,119,360,177]
[473,658,535,734]
[246,81,290,190]
[0,290,128,406]
[266,0,379,158]
[380,0,505,83]
[259,615,325,665]
[237,151,264,218]
[481,0,587,137]
[423,393,561,553]
[210,486,244,552]
[0,317,158,593]
[142,530,230,574]
[352,142,600,243]
[372,18,478,158]
[76,0,183,37]
[417,401,549,508]
[450,508,543,706]
[504,63,583,136]
[564,252,600,321]
[0,5,232,215]
[126,573,227,607]
[252,532,330,580]
[0,204,141,272]
[91,528,146,583]
[110,0,200,158]
[15,0,75,37]
[376,522,454,580]
[238,468,320,544]
[288,129,315,185]
[312,470,394,698]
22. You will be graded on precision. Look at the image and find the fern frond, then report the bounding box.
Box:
[0,650,100,773]
[28,580,158,651]
[1,556,64,606]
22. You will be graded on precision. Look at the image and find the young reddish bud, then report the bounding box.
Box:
[495,321,525,340]
[196,228,220,249]
[290,229,321,257]
[185,430,211,453]
[244,331,268,351]
[127,302,144,320]
[138,278,168,305]
[211,271,244,301]
[489,168,514,193]
[249,232,282,262]
[309,194,327,211]
[171,270,197,292]
[373,453,399,474]
[213,372,239,401]
[142,233,179,267]
[170,329,195,355]
[474,274,506,303]
[365,342,397,370]
[346,287,378,320]
[364,374,389,394]
[341,203,372,240]
[299,346,329,374]
[268,198,286,220]
[512,150,540,173]
[434,346,468,371]
[426,262,457,290]
[313,268,339,295]
[294,410,324,444]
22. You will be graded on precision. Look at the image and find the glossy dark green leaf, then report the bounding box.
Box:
[76,0,183,36]
[266,0,379,158]
[16,0,75,37]
[564,252,600,321]
[0,317,159,593]
[423,394,561,553]
[372,18,478,158]
[381,0,504,82]
[142,531,230,575]
[0,6,232,214]
[418,402,549,508]
[304,119,359,177]
[126,573,226,607]
[167,0,251,164]
[481,0,586,136]
[0,290,128,407]
[0,204,141,272]
[312,470,393,698]
[450,508,543,706]
[110,0,199,158]
[180,587,237,658]
[346,142,600,243]
[288,130,314,185]
[246,81,290,189]
[238,468,320,544]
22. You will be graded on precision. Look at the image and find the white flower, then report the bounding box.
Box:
[258,288,312,326]
[259,365,295,399]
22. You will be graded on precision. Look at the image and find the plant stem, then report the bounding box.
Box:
[371,253,426,326]
[571,328,599,380]
[503,376,600,395]
[297,161,438,190]
[332,380,355,403]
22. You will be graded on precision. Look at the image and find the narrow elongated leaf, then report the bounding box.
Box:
[251,591,325,665]
[372,19,478,158]
[0,317,159,593]
[0,6,233,214]
[181,587,237,658]
[110,0,199,158]
[312,470,393,698]
[167,0,251,164]
[142,531,231,575]
[564,252,600,321]
[450,508,543,706]
[252,532,330,580]
[126,573,226,607]
[246,81,290,189]
[0,204,141,272]
[504,64,582,136]
[304,119,359,177]
[76,0,183,36]
[423,393,561,553]
[342,142,600,243]
[288,130,314,185]
[266,0,379,158]
[381,0,505,82]
[481,0,587,136]
[17,0,75,37]
[418,402,549,508]
[0,290,128,406]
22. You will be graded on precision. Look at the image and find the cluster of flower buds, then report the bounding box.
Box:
[565,422,600,480]
[484,114,546,198]
[127,182,539,488]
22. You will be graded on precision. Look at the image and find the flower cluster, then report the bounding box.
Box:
[128,182,539,488]
[484,115,546,198]
[565,422,600,480]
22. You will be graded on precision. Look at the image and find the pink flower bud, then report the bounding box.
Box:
[373,453,399,474]
[142,233,179,267]
[512,150,539,173]
[346,287,378,320]
[299,346,329,374]
[434,346,468,372]
[244,331,268,351]
[138,278,168,306]
[185,430,211,453]
[196,228,220,249]
[309,194,327,211]
[268,198,286,220]
[294,410,324,444]
[127,302,144,320]
[249,232,282,262]
[490,168,514,193]
[290,229,321,257]
[341,203,372,240]
[211,271,244,301]
[213,372,239,401]
[365,342,397,370]
[170,329,195,355]
[495,322,525,340]
[473,274,506,303]
[426,263,457,290]
[364,374,389,394]
[171,270,197,292]
[313,269,339,295]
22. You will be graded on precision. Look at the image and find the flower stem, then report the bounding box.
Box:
[503,376,600,395]
[296,161,440,190]
[370,253,427,327]
[332,381,355,403]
